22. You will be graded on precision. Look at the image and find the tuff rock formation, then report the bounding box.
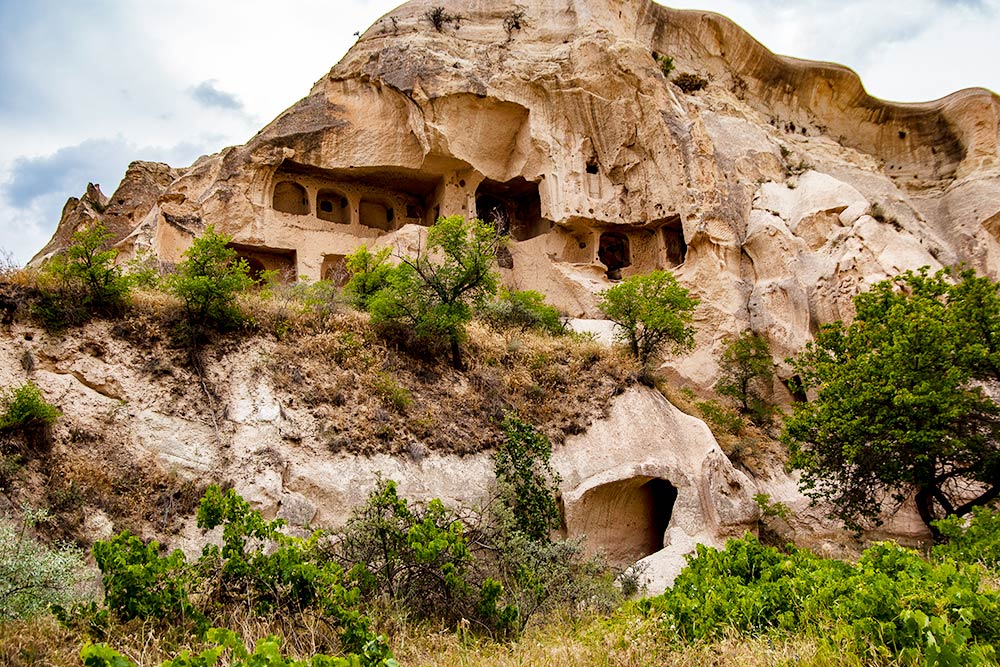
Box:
[26,0,1000,584]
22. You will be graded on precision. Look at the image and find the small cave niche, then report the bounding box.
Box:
[661,218,687,267]
[571,476,678,565]
[598,232,631,279]
[227,244,297,283]
[585,161,599,175]
[321,254,349,286]
[475,177,549,241]
[360,199,395,231]
[272,181,309,216]
[317,189,349,224]
[784,375,808,403]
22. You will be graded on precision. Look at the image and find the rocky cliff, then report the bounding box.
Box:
[21,0,997,584]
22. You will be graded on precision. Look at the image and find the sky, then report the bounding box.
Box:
[1,0,998,266]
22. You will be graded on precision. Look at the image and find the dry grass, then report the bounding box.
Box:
[265,314,636,456]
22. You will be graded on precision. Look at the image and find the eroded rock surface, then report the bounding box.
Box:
[31,0,1000,397]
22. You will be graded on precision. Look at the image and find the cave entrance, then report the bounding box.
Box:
[662,218,687,267]
[598,232,631,279]
[227,244,297,283]
[272,181,309,216]
[317,189,350,224]
[570,476,678,565]
[474,177,549,241]
[360,199,395,231]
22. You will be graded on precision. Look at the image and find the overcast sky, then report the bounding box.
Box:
[1,0,997,265]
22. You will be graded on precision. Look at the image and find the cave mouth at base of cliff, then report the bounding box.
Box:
[228,243,297,282]
[572,476,677,565]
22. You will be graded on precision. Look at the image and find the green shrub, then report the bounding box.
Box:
[165,226,253,336]
[673,72,708,93]
[934,505,1000,572]
[715,331,774,425]
[493,413,561,541]
[480,288,566,335]
[650,533,1000,663]
[369,372,412,412]
[0,508,88,620]
[344,245,393,311]
[35,221,131,328]
[368,216,504,369]
[81,627,399,667]
[597,270,697,366]
[0,382,60,433]
[78,486,393,661]
[695,398,743,435]
[656,54,675,78]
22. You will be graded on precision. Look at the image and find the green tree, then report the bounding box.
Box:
[368,215,504,369]
[344,245,393,310]
[44,221,130,312]
[165,226,253,334]
[597,269,698,366]
[783,267,1000,536]
[493,413,562,541]
[0,508,87,620]
[715,331,774,425]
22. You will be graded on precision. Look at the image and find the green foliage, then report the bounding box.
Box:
[656,54,675,78]
[597,270,698,366]
[344,245,392,311]
[673,72,708,93]
[369,372,411,412]
[0,381,60,433]
[44,221,130,312]
[368,216,504,368]
[165,226,253,335]
[81,627,400,667]
[650,533,1000,664]
[0,508,88,620]
[493,413,561,541]
[695,398,744,435]
[752,493,791,521]
[715,331,774,425]
[934,505,1000,571]
[480,288,566,336]
[81,486,393,662]
[91,531,195,625]
[36,221,131,327]
[335,479,474,621]
[783,267,1000,534]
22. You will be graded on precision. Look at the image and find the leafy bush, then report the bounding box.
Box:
[493,413,561,541]
[0,508,88,620]
[81,627,399,667]
[480,288,566,335]
[651,533,1000,663]
[597,270,698,366]
[695,398,743,436]
[0,381,60,434]
[656,54,675,78]
[344,245,393,311]
[368,216,504,369]
[425,6,459,31]
[35,221,131,328]
[673,72,708,93]
[165,226,253,336]
[79,486,394,661]
[715,331,774,425]
[934,505,1000,571]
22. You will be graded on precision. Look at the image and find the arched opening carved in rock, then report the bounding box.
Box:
[360,199,395,231]
[661,218,687,267]
[570,476,678,565]
[227,244,297,283]
[273,181,309,216]
[317,189,350,224]
[598,232,631,279]
[475,177,550,241]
